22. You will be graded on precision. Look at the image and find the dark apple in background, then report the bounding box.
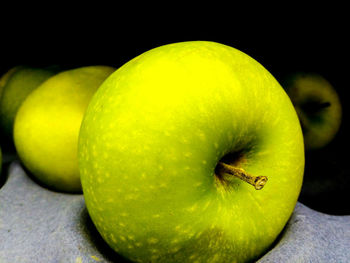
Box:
[0,27,348,215]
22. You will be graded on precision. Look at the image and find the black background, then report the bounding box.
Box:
[1,12,349,215]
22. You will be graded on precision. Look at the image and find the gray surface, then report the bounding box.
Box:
[258,201,350,262]
[0,159,349,263]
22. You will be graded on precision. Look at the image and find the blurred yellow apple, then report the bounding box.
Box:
[14,65,115,192]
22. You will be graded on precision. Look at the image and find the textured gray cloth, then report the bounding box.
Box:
[0,160,349,263]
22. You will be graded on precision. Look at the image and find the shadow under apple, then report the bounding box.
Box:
[79,207,131,262]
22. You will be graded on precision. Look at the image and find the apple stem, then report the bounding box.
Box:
[216,162,268,190]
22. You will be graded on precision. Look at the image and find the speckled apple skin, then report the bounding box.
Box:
[79,41,304,262]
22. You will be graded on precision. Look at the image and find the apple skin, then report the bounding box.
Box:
[281,73,342,150]
[0,66,58,143]
[14,66,115,193]
[79,41,304,262]
[0,66,19,99]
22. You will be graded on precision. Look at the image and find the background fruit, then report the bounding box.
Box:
[0,67,19,99]
[14,65,115,193]
[282,73,342,150]
[0,66,58,148]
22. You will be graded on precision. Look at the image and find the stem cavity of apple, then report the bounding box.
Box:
[215,162,268,190]
[301,100,331,115]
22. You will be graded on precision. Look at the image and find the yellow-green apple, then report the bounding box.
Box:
[282,72,342,150]
[0,66,57,142]
[78,41,305,262]
[0,67,19,98]
[14,66,115,193]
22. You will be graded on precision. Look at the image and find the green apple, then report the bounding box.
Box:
[281,73,342,150]
[78,41,304,262]
[0,66,20,99]
[0,66,58,142]
[14,66,115,193]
